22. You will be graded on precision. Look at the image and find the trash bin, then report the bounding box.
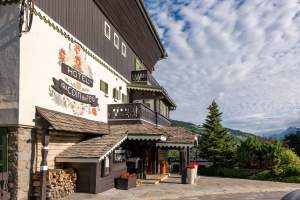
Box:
[186,166,196,184]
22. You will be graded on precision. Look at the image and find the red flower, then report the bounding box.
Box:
[74,44,81,54]
[59,48,66,63]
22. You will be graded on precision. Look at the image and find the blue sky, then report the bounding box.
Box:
[144,0,300,134]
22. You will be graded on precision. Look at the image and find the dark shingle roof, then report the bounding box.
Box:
[111,123,165,136]
[159,127,196,144]
[36,107,109,135]
[57,133,127,159]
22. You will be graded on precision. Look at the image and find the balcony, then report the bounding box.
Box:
[131,70,160,86]
[108,103,171,127]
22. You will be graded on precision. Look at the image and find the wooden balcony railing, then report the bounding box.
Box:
[108,103,171,127]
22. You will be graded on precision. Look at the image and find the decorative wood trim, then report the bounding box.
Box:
[127,135,166,141]
[156,143,194,148]
[56,158,99,163]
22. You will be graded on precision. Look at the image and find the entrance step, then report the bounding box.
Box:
[138,174,169,185]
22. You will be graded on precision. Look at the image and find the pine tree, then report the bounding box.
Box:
[199,100,236,166]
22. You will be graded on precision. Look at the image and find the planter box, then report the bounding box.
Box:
[115,177,136,190]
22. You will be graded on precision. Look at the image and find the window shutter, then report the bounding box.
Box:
[105,83,108,95]
[113,88,117,99]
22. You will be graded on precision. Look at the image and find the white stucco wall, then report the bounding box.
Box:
[18,7,128,126]
[0,4,20,126]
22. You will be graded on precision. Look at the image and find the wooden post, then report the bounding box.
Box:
[40,124,50,200]
[156,147,160,174]
[187,147,190,164]
[180,148,187,184]
[152,143,157,174]
[143,145,147,179]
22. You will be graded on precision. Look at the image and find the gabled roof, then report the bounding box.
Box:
[36,107,109,135]
[56,133,127,162]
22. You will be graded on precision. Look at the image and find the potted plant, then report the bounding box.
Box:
[115,173,137,190]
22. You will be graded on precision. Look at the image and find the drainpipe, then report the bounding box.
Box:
[40,122,50,200]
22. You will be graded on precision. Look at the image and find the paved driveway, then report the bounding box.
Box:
[64,175,300,200]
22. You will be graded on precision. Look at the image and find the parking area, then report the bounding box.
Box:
[63,175,300,200]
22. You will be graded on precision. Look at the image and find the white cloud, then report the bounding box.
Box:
[145,0,300,134]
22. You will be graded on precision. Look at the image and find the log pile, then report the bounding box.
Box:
[32,169,77,200]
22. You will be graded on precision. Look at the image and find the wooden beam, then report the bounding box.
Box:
[187,147,190,164]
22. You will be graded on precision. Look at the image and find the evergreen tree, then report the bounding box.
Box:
[199,100,236,166]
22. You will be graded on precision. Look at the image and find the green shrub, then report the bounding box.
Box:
[253,170,273,180]
[237,137,282,169]
[199,167,259,179]
[279,149,300,166]
[280,176,300,183]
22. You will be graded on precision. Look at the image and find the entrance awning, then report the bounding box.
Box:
[36,107,109,135]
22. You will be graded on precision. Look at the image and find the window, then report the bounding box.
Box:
[104,21,110,40]
[113,88,118,100]
[121,42,126,57]
[0,128,7,172]
[135,58,145,71]
[114,32,119,49]
[101,156,110,177]
[122,94,128,103]
[100,80,109,96]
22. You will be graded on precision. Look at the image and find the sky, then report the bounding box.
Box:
[144,0,300,134]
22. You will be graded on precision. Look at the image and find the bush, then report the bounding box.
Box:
[280,176,300,183]
[253,170,273,180]
[237,137,282,169]
[199,167,260,179]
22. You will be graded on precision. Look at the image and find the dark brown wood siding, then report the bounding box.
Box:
[94,0,165,71]
[35,0,135,80]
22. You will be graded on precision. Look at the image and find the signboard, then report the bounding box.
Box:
[49,43,100,116]
[52,78,98,107]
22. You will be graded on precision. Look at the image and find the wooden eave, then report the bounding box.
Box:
[128,84,177,109]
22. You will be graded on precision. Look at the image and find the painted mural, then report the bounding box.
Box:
[49,43,100,116]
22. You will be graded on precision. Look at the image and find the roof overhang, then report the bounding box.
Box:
[128,84,177,109]
[128,134,166,141]
[36,107,109,135]
[93,0,167,71]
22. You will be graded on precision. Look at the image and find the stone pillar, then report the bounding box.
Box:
[7,127,34,200]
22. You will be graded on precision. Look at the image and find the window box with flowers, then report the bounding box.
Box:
[115,173,136,190]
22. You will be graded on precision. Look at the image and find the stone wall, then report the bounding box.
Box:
[7,127,86,200]
[8,127,35,200]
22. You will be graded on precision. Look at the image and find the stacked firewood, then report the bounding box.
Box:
[33,169,77,200]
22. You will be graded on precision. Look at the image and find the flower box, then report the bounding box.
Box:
[115,173,136,190]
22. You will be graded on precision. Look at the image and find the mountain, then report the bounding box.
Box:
[171,120,255,140]
[270,127,300,139]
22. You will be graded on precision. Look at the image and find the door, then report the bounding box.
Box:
[0,128,8,200]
